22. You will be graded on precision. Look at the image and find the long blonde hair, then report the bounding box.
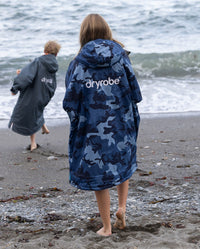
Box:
[79,14,124,50]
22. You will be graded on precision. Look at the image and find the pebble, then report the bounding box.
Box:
[47,156,58,160]
[136,186,151,193]
[156,162,162,166]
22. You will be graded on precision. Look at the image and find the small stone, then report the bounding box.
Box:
[47,156,58,160]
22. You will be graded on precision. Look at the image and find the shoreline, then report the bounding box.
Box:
[0,114,200,248]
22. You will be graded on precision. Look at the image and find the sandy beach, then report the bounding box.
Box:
[0,113,200,249]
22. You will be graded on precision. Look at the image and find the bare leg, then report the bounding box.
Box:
[95,189,112,236]
[114,179,129,229]
[30,134,37,151]
[42,124,49,134]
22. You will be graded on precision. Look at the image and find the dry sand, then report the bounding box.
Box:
[0,113,200,249]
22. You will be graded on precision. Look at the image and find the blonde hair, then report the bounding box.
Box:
[44,41,61,56]
[79,14,124,49]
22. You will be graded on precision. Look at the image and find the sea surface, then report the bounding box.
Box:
[1,0,200,127]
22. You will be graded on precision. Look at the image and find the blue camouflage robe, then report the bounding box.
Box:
[63,39,142,191]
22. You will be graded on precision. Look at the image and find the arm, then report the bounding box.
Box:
[10,59,38,94]
[63,60,82,124]
[11,69,21,95]
[64,60,76,88]
[123,54,142,104]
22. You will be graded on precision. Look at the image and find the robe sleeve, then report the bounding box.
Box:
[10,58,38,94]
[123,54,142,104]
[63,60,82,125]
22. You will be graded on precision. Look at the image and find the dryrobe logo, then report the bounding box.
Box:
[41,77,53,84]
[86,76,121,89]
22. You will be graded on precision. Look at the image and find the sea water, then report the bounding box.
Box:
[0,0,200,127]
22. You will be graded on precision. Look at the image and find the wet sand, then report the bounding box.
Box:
[0,114,200,249]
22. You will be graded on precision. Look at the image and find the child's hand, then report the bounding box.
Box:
[16,69,21,75]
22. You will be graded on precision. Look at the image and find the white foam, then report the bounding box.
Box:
[139,77,200,113]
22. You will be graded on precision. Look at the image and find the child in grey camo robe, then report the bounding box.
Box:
[63,14,142,236]
[9,41,61,151]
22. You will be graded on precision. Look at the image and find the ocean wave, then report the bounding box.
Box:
[1,50,200,87]
[57,50,200,80]
[1,52,200,123]
[130,50,200,78]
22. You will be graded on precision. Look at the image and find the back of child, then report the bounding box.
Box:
[63,14,142,236]
[9,40,61,151]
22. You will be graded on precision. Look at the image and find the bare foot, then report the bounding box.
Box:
[96,227,112,236]
[42,126,49,134]
[30,143,37,152]
[113,208,126,230]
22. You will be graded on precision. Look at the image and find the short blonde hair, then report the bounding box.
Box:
[44,41,61,56]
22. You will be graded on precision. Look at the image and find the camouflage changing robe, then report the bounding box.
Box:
[63,39,142,191]
[9,54,58,136]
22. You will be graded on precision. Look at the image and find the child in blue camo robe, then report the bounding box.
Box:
[63,14,142,236]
